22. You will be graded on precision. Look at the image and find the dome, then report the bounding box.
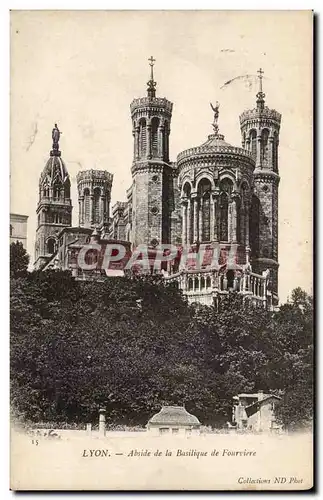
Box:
[177,132,254,170]
[40,154,69,187]
[147,406,201,427]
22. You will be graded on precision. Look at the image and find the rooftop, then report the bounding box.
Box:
[148,406,201,427]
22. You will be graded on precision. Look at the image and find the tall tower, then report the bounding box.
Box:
[34,124,72,269]
[130,57,173,247]
[239,69,281,303]
[77,170,113,230]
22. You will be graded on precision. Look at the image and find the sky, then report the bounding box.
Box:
[10,10,313,303]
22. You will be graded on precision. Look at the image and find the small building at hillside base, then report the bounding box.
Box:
[147,406,201,435]
[232,391,281,432]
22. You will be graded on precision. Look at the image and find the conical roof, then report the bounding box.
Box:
[148,406,201,426]
[39,155,69,187]
[39,124,70,188]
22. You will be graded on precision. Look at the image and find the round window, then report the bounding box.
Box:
[150,238,159,247]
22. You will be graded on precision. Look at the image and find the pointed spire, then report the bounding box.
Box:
[256,68,266,110]
[50,123,62,157]
[147,56,157,98]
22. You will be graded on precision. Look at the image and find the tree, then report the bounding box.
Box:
[10,241,29,278]
[10,274,313,430]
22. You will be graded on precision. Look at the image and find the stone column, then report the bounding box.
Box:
[132,128,136,158]
[231,194,239,243]
[211,195,216,241]
[268,135,274,167]
[245,198,250,255]
[192,195,198,242]
[198,197,203,241]
[79,196,84,226]
[106,196,111,223]
[100,196,105,224]
[228,200,232,243]
[89,195,94,226]
[213,192,220,241]
[165,128,170,162]
[181,200,187,244]
[187,198,191,244]
[99,408,106,437]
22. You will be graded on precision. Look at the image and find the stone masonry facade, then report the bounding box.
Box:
[34,63,281,308]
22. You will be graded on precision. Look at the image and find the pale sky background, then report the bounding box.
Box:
[10,10,313,303]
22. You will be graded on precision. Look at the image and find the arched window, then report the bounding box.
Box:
[206,276,211,289]
[93,187,101,224]
[201,276,205,289]
[250,195,260,257]
[219,192,228,241]
[53,183,61,200]
[151,117,159,157]
[194,277,199,290]
[261,128,270,164]
[47,238,56,254]
[183,182,192,242]
[64,180,71,199]
[139,118,147,157]
[218,179,233,242]
[198,178,212,242]
[188,278,193,291]
[84,188,90,224]
[227,270,234,289]
[183,182,191,198]
[240,183,249,244]
[250,129,257,159]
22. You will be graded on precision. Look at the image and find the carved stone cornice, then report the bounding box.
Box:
[131,160,171,175]
[253,169,280,184]
[239,107,281,126]
[130,97,173,116]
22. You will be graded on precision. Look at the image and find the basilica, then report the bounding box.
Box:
[34,60,281,308]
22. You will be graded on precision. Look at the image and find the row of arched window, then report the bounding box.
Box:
[182,178,252,244]
[41,183,70,200]
[38,212,67,225]
[81,188,107,225]
[136,117,169,159]
[243,128,279,171]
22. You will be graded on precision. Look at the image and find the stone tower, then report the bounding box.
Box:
[34,124,72,269]
[77,170,113,231]
[130,57,173,247]
[239,69,281,303]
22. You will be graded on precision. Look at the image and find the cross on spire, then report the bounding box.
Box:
[147,56,157,98]
[148,56,156,79]
[257,67,264,93]
[256,67,265,110]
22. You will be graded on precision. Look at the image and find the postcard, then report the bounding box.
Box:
[10,10,313,491]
